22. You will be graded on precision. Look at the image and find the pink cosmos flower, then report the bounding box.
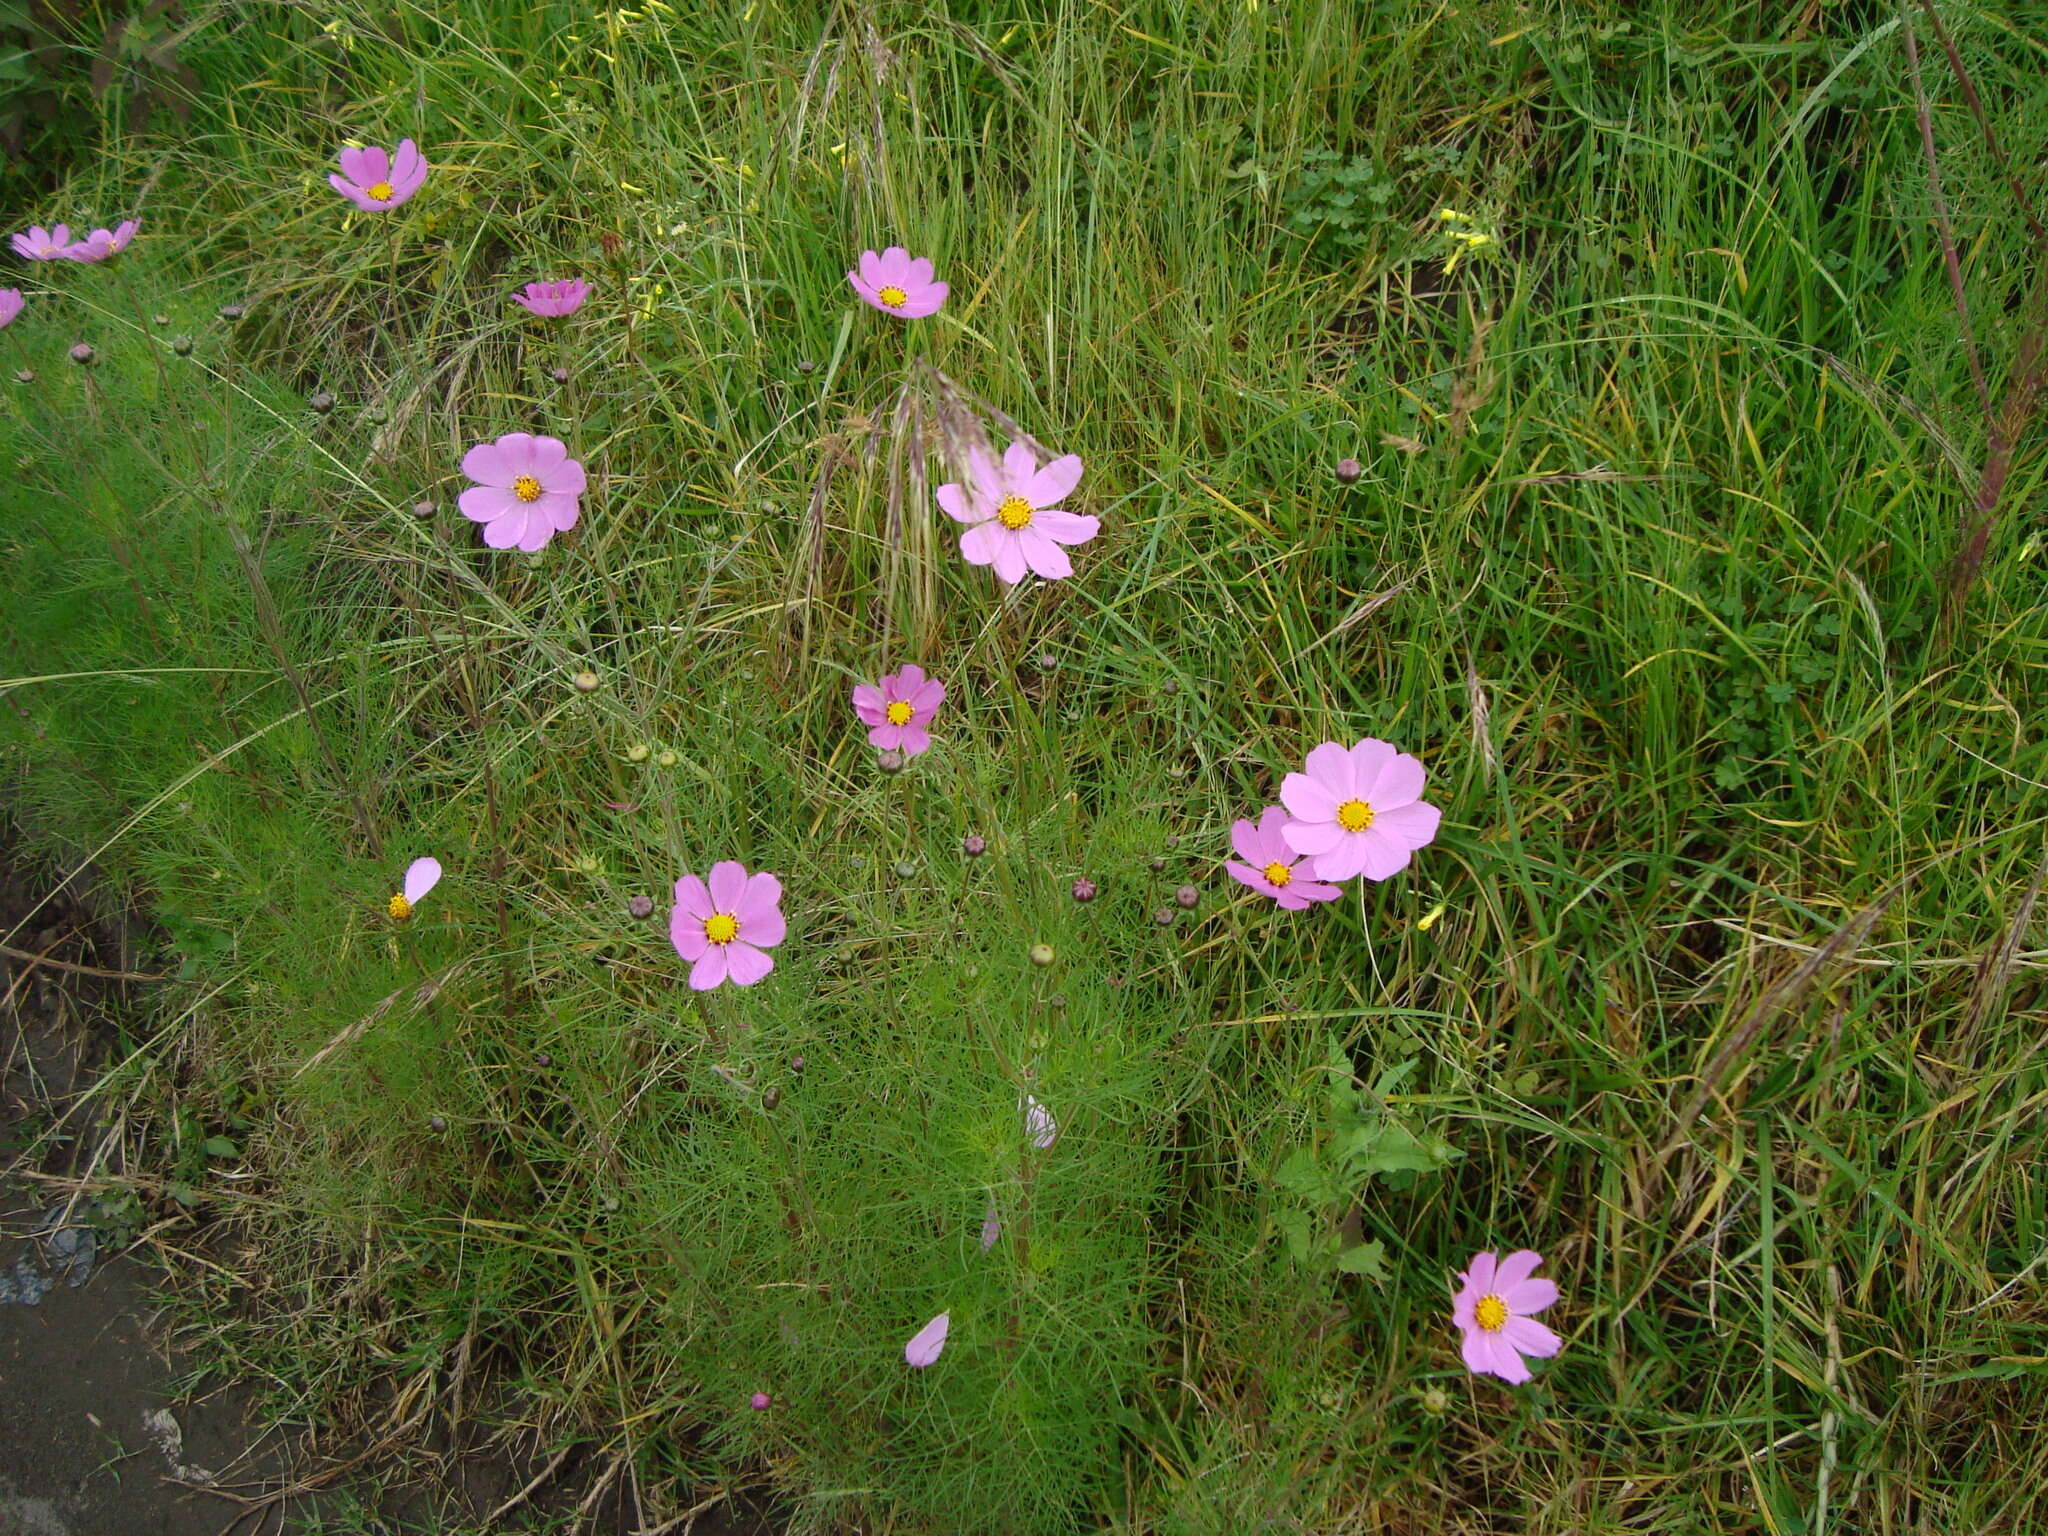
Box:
[0,289,22,328]
[388,856,442,920]
[459,432,586,552]
[670,860,786,990]
[936,442,1096,585]
[512,279,591,318]
[12,225,71,261]
[851,664,945,757]
[61,220,138,263]
[1280,738,1442,883]
[1226,805,1343,910]
[846,246,947,318]
[1452,1249,1562,1384]
[904,1312,950,1368]
[329,139,428,212]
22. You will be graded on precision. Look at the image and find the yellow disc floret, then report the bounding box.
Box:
[512,474,544,503]
[704,912,739,945]
[885,700,914,726]
[1474,1294,1509,1332]
[878,284,908,308]
[996,494,1034,531]
[1262,861,1293,888]
[387,893,412,920]
[1336,798,1376,832]
[367,180,395,202]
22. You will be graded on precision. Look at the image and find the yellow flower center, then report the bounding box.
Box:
[366,181,394,202]
[512,474,544,503]
[1262,860,1293,888]
[1474,1294,1509,1332]
[387,893,412,920]
[996,494,1034,531]
[877,284,908,308]
[885,700,914,726]
[703,912,739,945]
[1336,799,1376,832]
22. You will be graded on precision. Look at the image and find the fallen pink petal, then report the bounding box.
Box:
[458,431,586,552]
[670,860,786,990]
[904,1311,950,1368]
[846,246,948,318]
[936,441,1097,585]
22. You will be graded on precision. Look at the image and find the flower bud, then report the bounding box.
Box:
[1029,942,1056,967]
[309,390,335,413]
[171,335,193,356]
[1070,878,1097,903]
[655,750,677,768]
[575,854,601,875]
[750,1391,772,1410]
[428,1114,447,1132]
[1175,883,1200,910]
[893,859,917,880]
[626,742,651,762]
[12,369,31,384]
[1335,457,1363,484]
[1034,652,1057,673]
[152,313,169,327]
[876,749,906,776]
[412,499,435,517]
[217,303,244,321]
[550,366,570,383]
[67,343,95,366]
[763,1085,781,1111]
[1153,906,1176,927]
[789,1055,806,1073]
[627,894,654,919]
[962,834,986,858]
[572,669,601,692]
[1148,856,1167,873]
[534,1052,553,1067]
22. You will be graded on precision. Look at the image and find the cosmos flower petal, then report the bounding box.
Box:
[1504,1277,1559,1316]
[1482,1331,1534,1383]
[894,285,947,317]
[1501,1316,1562,1359]
[935,482,978,523]
[403,857,442,904]
[1373,800,1442,852]
[958,521,1004,569]
[1280,815,1344,856]
[1229,818,1265,865]
[689,946,731,990]
[1024,453,1085,506]
[1462,1251,1500,1295]
[1493,1249,1545,1293]
[852,685,887,722]
[895,663,926,693]
[1352,829,1415,882]
[1017,528,1073,580]
[462,440,516,486]
[904,1312,949,1368]
[723,941,774,986]
[479,508,531,548]
[1279,773,1338,825]
[1310,837,1370,883]
[673,875,713,920]
[1304,740,1358,798]
[1029,510,1098,547]
[1364,750,1426,809]
[736,871,784,927]
[966,445,1005,505]
[909,677,945,711]
[1002,440,1038,486]
[988,534,1031,586]
[338,144,387,185]
[898,724,932,756]
[528,435,569,474]
[1461,1326,1500,1378]
[1346,738,1397,795]
[707,860,749,911]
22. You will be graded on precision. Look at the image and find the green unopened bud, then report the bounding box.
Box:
[572,670,601,692]
[626,743,651,763]
[1029,943,1055,968]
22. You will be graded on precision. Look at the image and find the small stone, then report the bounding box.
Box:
[1335,457,1364,484]
[217,303,244,321]
[171,335,193,356]
[1153,906,1176,927]
[1070,878,1097,903]
[876,749,906,776]
[309,390,335,413]
[573,670,601,692]
[1029,943,1056,967]
[627,894,654,919]
[962,834,986,858]
[626,742,651,763]
[1175,884,1200,910]
[412,499,436,517]
[750,1391,772,1410]
[67,343,95,366]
